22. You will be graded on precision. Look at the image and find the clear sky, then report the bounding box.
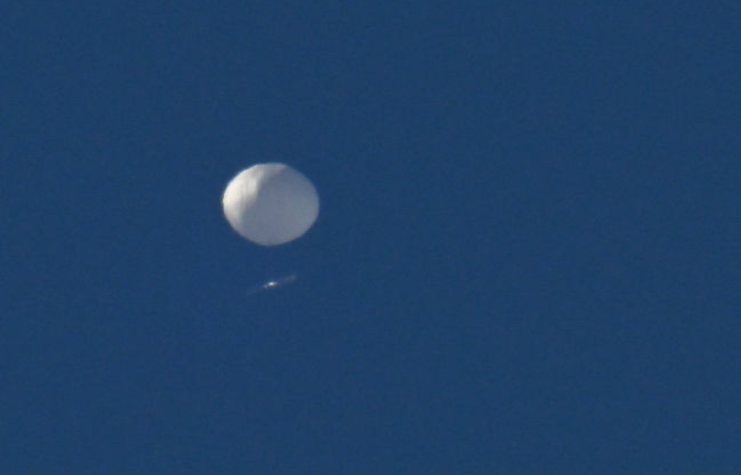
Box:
[3,2,741,474]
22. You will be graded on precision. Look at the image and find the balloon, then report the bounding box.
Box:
[222,163,319,246]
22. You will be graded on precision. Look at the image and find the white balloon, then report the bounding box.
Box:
[222,163,319,246]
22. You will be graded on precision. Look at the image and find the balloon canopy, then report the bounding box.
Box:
[222,163,319,246]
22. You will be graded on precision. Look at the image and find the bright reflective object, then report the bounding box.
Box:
[223,163,319,246]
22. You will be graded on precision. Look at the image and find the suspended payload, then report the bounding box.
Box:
[222,163,319,246]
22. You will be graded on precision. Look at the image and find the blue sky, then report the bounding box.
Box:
[3,2,741,473]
